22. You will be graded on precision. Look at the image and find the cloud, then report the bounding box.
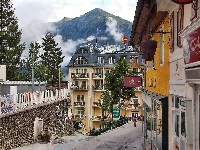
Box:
[105,17,123,42]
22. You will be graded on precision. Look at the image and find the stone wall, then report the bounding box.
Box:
[0,99,74,150]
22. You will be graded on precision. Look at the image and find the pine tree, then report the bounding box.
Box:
[20,41,49,82]
[0,0,25,80]
[40,32,64,83]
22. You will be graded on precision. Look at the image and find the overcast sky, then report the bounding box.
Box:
[12,0,137,69]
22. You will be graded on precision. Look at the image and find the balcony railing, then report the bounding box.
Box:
[91,115,102,121]
[73,114,85,120]
[93,85,104,91]
[92,73,103,79]
[71,73,89,78]
[92,101,101,107]
[74,101,85,107]
[70,85,89,90]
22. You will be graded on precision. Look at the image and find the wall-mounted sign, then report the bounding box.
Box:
[148,78,156,88]
[123,76,142,87]
[183,27,200,64]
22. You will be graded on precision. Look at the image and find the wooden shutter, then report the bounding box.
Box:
[177,5,184,48]
[169,12,174,53]
[190,0,198,21]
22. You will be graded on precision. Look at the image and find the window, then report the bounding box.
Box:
[170,11,174,53]
[81,81,87,89]
[74,57,88,64]
[160,26,164,65]
[77,95,80,102]
[177,5,184,48]
[81,69,87,74]
[175,114,179,137]
[181,111,186,137]
[77,109,84,118]
[95,80,103,89]
[175,96,179,109]
[97,57,104,64]
[81,95,84,101]
[109,57,115,64]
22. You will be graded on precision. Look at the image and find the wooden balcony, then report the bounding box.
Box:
[74,101,85,107]
[92,73,103,79]
[71,73,89,79]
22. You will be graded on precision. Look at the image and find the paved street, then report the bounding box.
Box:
[13,121,148,150]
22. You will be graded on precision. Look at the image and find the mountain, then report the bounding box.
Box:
[54,8,133,46]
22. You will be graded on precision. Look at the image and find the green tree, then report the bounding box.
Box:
[40,32,64,83]
[100,90,112,116]
[0,0,25,80]
[105,56,135,105]
[20,41,50,82]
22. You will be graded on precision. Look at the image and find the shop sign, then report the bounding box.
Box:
[113,105,120,121]
[183,27,200,64]
[123,76,142,87]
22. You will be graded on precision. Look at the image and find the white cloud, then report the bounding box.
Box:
[12,0,136,68]
[106,17,123,42]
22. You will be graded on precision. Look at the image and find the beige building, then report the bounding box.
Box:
[67,44,143,132]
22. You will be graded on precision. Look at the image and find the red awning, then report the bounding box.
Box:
[123,76,142,87]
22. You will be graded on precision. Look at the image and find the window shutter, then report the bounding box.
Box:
[170,12,174,53]
[190,0,198,21]
[177,5,184,48]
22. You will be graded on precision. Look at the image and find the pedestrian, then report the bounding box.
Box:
[133,117,137,127]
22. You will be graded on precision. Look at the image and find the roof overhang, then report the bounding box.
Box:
[141,88,167,100]
[129,0,168,47]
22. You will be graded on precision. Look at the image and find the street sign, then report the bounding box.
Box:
[113,105,120,121]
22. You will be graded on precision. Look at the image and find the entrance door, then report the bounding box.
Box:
[131,112,139,118]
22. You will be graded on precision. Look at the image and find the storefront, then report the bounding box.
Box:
[142,88,168,150]
[178,17,200,150]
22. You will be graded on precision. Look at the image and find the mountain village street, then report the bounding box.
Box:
[13,121,150,150]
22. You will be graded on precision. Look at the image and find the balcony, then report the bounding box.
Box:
[71,73,89,79]
[93,85,104,91]
[73,114,85,120]
[92,101,101,108]
[74,101,85,107]
[92,73,103,79]
[70,85,89,91]
[91,115,102,121]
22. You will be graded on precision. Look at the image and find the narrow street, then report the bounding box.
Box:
[13,121,145,150]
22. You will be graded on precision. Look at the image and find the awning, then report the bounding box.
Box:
[141,88,167,100]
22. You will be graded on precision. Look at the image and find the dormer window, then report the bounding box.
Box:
[109,57,115,64]
[74,57,88,65]
[97,57,104,64]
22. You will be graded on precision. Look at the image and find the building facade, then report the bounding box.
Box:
[67,44,143,132]
[129,0,170,149]
[165,0,200,149]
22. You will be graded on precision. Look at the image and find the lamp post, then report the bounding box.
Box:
[32,67,34,93]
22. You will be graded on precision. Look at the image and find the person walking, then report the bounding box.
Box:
[133,117,137,127]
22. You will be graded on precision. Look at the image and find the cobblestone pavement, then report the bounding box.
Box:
[12,121,153,150]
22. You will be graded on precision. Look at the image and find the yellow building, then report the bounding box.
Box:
[67,44,144,133]
[129,0,169,149]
